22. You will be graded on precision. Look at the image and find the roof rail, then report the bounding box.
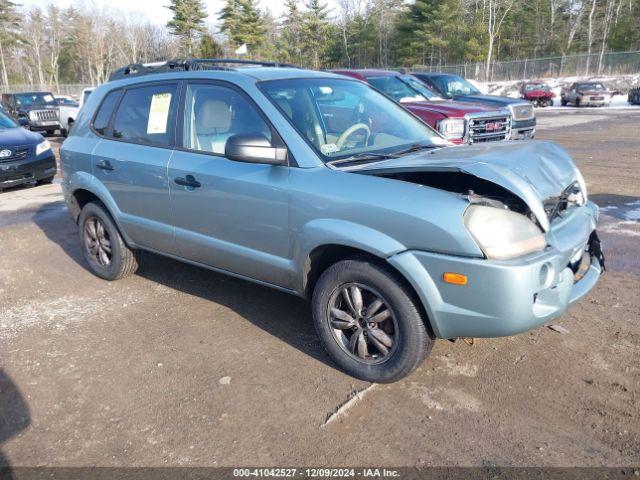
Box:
[108,58,299,82]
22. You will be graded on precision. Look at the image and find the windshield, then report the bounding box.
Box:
[56,97,79,106]
[0,111,17,128]
[14,92,56,106]
[577,83,605,91]
[261,78,442,161]
[399,75,441,99]
[430,75,482,98]
[366,76,427,103]
[524,84,550,91]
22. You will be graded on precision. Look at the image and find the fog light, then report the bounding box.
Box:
[443,272,468,285]
[539,262,554,289]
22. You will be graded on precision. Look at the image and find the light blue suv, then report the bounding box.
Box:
[60,59,604,382]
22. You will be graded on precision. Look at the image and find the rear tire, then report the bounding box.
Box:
[78,202,139,281]
[575,97,581,107]
[312,258,433,383]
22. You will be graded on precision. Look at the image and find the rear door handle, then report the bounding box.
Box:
[174,174,201,188]
[96,160,114,171]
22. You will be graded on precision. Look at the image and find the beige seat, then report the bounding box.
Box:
[195,99,234,154]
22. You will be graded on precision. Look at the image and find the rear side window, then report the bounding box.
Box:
[92,90,121,136]
[112,83,178,147]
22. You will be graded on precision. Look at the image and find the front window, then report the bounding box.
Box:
[524,84,550,92]
[577,83,605,91]
[183,83,272,154]
[56,97,79,107]
[399,75,441,100]
[366,75,426,103]
[0,111,17,129]
[14,93,57,106]
[430,75,482,98]
[261,78,441,161]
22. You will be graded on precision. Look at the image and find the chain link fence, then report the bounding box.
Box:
[403,50,640,81]
[1,51,639,92]
[0,84,93,96]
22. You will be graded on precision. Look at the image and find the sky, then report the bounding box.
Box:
[20,0,339,25]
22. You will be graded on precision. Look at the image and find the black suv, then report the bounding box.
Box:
[1,92,61,135]
[0,109,56,191]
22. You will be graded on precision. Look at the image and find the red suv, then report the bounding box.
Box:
[331,69,511,145]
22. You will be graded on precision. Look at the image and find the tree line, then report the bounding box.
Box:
[0,0,638,88]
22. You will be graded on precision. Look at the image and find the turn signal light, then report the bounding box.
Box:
[443,272,468,286]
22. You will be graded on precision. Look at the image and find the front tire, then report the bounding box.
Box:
[78,202,139,280]
[312,258,433,383]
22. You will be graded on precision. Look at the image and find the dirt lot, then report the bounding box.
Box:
[1,110,639,468]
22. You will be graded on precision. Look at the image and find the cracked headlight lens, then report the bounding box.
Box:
[464,205,546,260]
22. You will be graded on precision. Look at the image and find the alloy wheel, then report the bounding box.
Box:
[83,216,112,267]
[327,282,398,364]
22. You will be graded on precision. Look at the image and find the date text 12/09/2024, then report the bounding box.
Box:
[233,468,400,478]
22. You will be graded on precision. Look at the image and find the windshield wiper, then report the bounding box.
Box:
[393,143,436,156]
[327,152,399,167]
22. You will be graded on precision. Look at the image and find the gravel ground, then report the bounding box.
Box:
[0,110,638,468]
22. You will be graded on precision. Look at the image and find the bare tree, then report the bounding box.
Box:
[483,0,515,81]
[597,0,617,74]
[585,0,597,75]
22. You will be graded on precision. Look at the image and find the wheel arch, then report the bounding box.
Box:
[302,243,437,339]
[66,177,134,246]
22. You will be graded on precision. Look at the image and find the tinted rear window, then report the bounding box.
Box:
[111,83,178,147]
[92,90,121,136]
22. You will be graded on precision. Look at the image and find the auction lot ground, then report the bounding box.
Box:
[1,109,639,467]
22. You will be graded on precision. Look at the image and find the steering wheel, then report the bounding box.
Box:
[336,123,371,149]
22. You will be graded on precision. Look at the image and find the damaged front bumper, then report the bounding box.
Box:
[388,201,603,339]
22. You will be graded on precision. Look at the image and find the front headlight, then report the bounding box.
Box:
[574,169,588,204]
[437,118,465,139]
[463,205,546,260]
[36,140,51,156]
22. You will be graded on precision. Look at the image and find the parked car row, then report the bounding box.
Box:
[0,87,95,138]
[55,58,603,382]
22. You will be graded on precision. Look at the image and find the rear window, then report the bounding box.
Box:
[111,83,178,147]
[92,89,122,136]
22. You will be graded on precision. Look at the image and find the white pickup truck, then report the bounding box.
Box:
[56,87,94,136]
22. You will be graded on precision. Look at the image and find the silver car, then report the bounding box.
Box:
[60,60,603,382]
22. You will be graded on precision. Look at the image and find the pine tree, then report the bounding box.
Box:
[278,0,304,65]
[301,0,330,69]
[166,0,208,56]
[0,0,21,86]
[220,0,266,57]
[198,33,223,58]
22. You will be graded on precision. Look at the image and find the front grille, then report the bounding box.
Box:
[468,115,511,143]
[511,104,534,120]
[0,147,29,163]
[33,109,59,121]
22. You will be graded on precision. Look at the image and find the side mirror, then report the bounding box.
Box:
[225,134,287,166]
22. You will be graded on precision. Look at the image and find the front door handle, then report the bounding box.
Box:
[174,174,201,188]
[96,160,114,171]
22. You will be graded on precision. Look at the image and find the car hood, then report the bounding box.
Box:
[453,94,525,107]
[403,100,501,118]
[19,104,58,112]
[0,126,43,146]
[524,89,554,98]
[341,141,583,232]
